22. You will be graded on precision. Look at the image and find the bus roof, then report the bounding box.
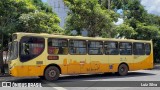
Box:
[14,32,152,43]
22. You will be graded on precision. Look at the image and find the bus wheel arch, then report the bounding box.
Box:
[43,64,61,81]
[117,63,129,76]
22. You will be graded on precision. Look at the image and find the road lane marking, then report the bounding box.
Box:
[42,80,67,90]
[52,87,67,90]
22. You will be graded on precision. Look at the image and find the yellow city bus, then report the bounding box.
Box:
[8,32,153,81]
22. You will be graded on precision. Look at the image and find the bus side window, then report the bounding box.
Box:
[104,41,119,55]
[63,47,68,54]
[88,41,103,55]
[48,38,68,55]
[145,43,151,55]
[69,40,87,55]
[133,43,145,55]
[119,42,132,55]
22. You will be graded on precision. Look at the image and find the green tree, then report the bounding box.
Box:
[0,0,36,36]
[153,38,160,63]
[64,0,118,37]
[0,0,62,44]
[18,11,63,34]
[134,23,159,40]
[102,0,160,63]
[0,0,63,72]
[32,0,53,13]
[114,24,136,38]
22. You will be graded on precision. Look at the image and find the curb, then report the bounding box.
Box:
[154,64,160,69]
[0,74,11,77]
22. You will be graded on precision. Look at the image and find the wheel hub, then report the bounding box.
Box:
[49,70,56,77]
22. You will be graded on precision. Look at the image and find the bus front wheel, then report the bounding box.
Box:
[44,66,60,81]
[118,64,128,76]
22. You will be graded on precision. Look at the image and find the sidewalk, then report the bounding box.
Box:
[154,64,160,69]
[0,73,10,77]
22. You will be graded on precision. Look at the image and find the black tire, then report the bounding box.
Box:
[118,64,128,76]
[44,66,60,81]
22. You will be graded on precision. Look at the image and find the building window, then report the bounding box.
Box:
[119,42,132,55]
[48,38,68,55]
[145,43,151,55]
[104,41,119,55]
[88,41,103,55]
[69,40,87,55]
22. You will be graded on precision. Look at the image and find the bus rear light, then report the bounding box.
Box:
[48,56,59,60]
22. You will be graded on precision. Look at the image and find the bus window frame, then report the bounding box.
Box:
[133,42,145,55]
[119,42,132,55]
[145,43,151,55]
[88,40,103,55]
[69,39,87,55]
[104,41,119,55]
[47,38,68,55]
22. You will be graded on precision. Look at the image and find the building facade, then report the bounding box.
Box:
[47,0,68,27]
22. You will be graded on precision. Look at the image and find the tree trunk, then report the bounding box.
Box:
[0,34,4,74]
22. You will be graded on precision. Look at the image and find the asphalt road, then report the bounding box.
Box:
[0,68,160,90]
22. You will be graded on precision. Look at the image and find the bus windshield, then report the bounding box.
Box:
[8,41,18,60]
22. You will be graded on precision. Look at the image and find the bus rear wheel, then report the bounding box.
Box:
[44,66,60,81]
[118,64,128,76]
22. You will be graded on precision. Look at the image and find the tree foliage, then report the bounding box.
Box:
[0,0,36,35]
[19,11,63,34]
[0,0,63,49]
[32,0,53,13]
[0,0,62,35]
[135,23,159,40]
[101,0,160,62]
[64,0,118,37]
[65,0,160,63]
[114,24,136,38]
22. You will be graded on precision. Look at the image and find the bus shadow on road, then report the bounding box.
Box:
[3,71,155,83]
[55,71,156,82]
